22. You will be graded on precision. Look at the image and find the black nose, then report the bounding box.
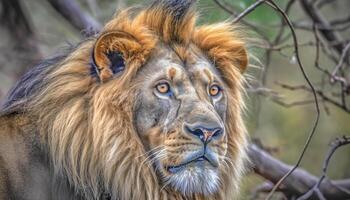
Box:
[184,124,223,143]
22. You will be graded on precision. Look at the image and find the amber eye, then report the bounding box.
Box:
[209,85,221,96]
[156,82,170,94]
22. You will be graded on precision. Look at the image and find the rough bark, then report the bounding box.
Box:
[249,144,350,199]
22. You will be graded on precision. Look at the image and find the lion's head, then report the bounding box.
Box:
[3,0,248,199]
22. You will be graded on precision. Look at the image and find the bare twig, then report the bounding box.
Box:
[232,0,266,23]
[212,0,271,42]
[297,136,350,200]
[277,82,350,113]
[330,42,350,83]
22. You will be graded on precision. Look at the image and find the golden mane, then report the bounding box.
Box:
[3,0,248,199]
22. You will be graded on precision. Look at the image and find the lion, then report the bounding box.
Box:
[0,0,249,199]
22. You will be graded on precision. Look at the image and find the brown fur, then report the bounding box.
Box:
[0,1,248,199]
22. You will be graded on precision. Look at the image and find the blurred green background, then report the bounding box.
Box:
[0,0,349,199]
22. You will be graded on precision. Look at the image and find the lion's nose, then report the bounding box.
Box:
[184,124,223,144]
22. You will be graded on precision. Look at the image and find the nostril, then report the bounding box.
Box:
[212,128,223,138]
[193,129,204,137]
[185,126,204,138]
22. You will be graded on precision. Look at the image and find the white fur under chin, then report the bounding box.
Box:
[168,166,220,196]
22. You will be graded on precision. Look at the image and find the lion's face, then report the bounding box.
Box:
[134,45,228,195]
[87,2,248,198]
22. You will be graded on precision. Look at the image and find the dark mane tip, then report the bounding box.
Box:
[141,0,197,45]
[151,0,196,20]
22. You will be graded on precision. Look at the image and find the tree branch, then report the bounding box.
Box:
[300,0,344,55]
[47,0,101,36]
[249,144,350,199]
[0,0,42,76]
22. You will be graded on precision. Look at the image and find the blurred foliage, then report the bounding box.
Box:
[0,0,349,199]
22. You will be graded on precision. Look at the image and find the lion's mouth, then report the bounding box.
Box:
[166,155,216,174]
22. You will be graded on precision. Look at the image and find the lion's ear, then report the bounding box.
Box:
[232,46,248,72]
[93,31,141,82]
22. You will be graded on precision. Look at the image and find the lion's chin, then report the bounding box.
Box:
[166,165,220,196]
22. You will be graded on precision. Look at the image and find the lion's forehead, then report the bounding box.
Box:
[138,45,224,88]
